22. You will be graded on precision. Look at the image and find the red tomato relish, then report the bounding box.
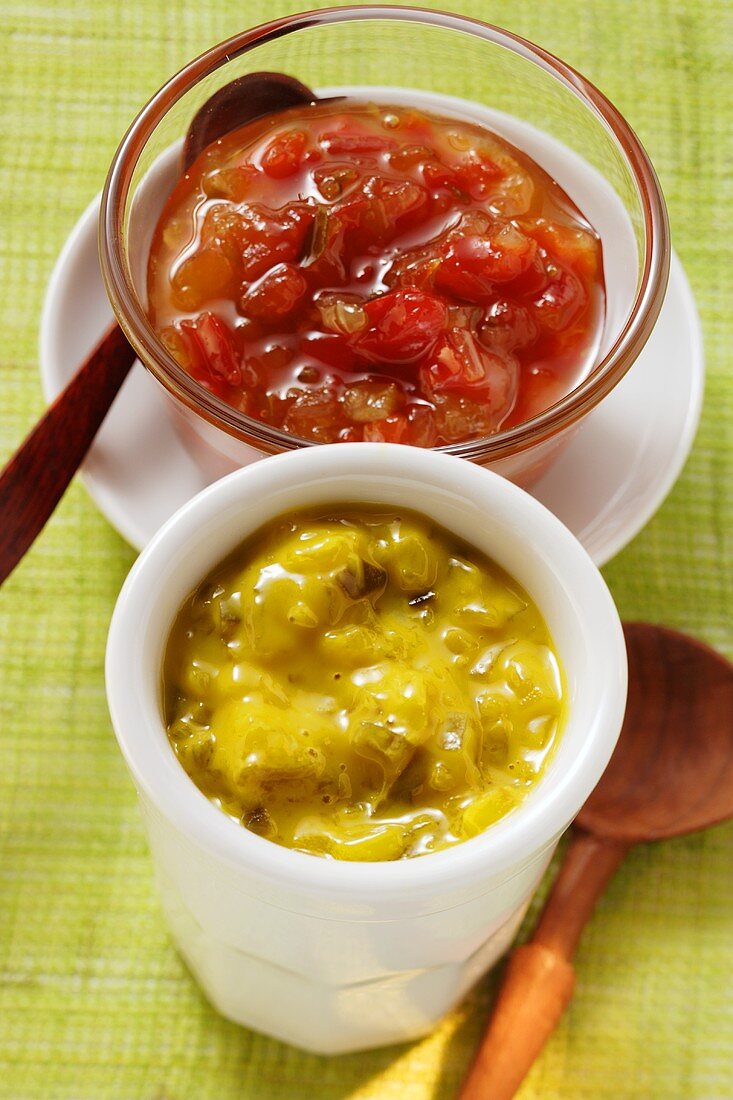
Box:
[147,101,604,446]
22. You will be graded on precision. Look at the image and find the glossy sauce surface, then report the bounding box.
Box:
[163,507,565,860]
[148,100,604,446]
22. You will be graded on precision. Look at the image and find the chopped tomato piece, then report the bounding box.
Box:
[524,218,599,281]
[242,263,307,321]
[454,224,537,283]
[362,176,429,236]
[299,331,360,374]
[352,290,446,364]
[384,251,441,291]
[480,300,538,352]
[422,160,464,193]
[455,153,503,200]
[446,304,484,330]
[261,129,308,179]
[328,177,430,259]
[203,202,314,281]
[435,220,537,302]
[531,267,587,333]
[178,312,242,389]
[320,131,398,155]
[505,252,552,297]
[317,294,368,336]
[487,160,534,216]
[420,330,518,426]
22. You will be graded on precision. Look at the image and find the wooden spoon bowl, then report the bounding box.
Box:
[182,71,319,171]
[579,622,733,842]
[460,622,733,1100]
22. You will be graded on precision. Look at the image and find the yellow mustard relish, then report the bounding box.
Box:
[163,506,564,860]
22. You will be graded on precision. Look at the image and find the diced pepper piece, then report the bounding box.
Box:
[296,822,407,861]
[461,787,518,836]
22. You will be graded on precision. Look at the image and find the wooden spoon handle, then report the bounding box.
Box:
[0,323,135,585]
[459,832,629,1100]
[459,943,575,1100]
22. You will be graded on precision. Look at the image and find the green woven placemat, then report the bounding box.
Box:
[1,1,731,1097]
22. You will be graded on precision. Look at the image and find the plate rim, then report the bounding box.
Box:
[39,196,704,566]
[558,249,704,566]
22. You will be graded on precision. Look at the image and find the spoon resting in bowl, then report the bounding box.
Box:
[459,621,733,1100]
[0,71,320,586]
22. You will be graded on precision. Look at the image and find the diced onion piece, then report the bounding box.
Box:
[342,380,401,422]
[317,296,368,336]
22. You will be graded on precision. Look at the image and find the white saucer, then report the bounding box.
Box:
[40,195,703,565]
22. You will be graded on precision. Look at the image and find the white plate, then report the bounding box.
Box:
[39,194,703,565]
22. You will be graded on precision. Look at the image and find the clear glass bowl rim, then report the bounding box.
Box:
[99,4,671,461]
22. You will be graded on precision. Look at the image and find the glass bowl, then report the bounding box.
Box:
[100,5,670,486]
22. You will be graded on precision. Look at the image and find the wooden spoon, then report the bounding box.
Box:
[459,621,733,1100]
[182,71,319,171]
[0,72,319,586]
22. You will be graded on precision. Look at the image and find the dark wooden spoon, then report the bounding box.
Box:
[182,71,319,172]
[0,72,319,585]
[460,621,733,1100]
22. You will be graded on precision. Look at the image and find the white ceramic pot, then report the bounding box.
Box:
[106,444,627,1053]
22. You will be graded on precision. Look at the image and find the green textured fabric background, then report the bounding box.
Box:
[1,1,731,1096]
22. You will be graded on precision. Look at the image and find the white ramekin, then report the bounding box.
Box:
[106,444,626,1053]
